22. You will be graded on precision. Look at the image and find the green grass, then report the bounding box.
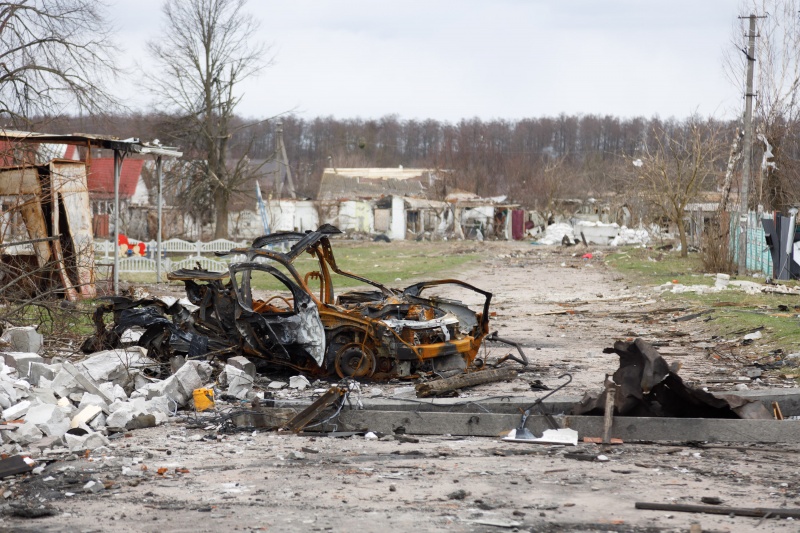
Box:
[605,247,710,286]
[606,246,800,356]
[116,241,481,292]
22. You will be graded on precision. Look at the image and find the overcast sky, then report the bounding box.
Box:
[109,0,748,122]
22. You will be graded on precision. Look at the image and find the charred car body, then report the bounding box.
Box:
[85,225,525,380]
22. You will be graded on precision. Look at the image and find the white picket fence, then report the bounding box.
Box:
[94,238,249,274]
[94,238,248,257]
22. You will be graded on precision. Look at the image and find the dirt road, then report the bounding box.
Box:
[2,243,799,533]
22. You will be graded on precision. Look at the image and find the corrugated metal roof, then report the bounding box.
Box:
[0,130,181,157]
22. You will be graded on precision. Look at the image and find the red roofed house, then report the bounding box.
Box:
[86,158,147,237]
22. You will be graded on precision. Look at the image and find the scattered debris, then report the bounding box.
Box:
[83,225,527,382]
[573,338,773,419]
[503,427,578,445]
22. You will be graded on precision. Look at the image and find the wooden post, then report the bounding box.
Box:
[602,380,616,445]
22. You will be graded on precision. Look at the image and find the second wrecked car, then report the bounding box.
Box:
[85,225,525,380]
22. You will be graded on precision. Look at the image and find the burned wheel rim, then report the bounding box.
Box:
[334,343,376,378]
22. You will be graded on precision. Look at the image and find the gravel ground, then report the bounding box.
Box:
[2,242,799,533]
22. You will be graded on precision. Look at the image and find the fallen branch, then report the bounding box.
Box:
[635,501,800,519]
[415,367,517,397]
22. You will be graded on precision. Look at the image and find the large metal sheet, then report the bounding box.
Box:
[0,167,40,195]
[19,199,51,267]
[51,161,95,298]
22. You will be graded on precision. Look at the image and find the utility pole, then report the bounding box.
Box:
[737,14,763,274]
[275,122,296,199]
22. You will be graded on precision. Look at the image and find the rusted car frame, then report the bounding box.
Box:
[87,224,521,380]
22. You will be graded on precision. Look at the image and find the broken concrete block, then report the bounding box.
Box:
[76,347,153,390]
[268,381,287,390]
[70,405,103,428]
[27,362,60,386]
[78,393,109,412]
[1,352,44,379]
[28,387,58,406]
[132,375,187,405]
[173,360,213,398]
[75,350,127,383]
[227,356,256,378]
[6,421,43,445]
[65,431,110,451]
[107,399,127,413]
[1,327,43,353]
[0,381,16,405]
[0,392,9,410]
[144,396,174,418]
[50,369,80,399]
[98,382,128,402]
[83,480,104,493]
[2,399,32,421]
[89,413,106,429]
[134,373,152,391]
[61,361,115,404]
[221,365,253,399]
[289,375,311,391]
[129,396,149,413]
[25,403,70,437]
[30,435,65,452]
[105,404,137,429]
[68,391,84,403]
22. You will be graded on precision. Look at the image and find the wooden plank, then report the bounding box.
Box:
[284,387,345,433]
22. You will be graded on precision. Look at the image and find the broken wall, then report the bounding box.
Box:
[0,161,95,300]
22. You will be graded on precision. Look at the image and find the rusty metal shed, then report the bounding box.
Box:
[0,131,181,299]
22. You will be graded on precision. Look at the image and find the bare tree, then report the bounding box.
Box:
[147,0,267,238]
[0,0,119,122]
[630,118,724,257]
[724,1,800,212]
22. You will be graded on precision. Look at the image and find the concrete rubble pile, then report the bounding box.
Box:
[0,326,216,456]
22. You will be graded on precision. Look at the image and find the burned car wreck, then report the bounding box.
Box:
[84,225,526,380]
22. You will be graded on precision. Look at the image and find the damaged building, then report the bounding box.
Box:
[0,131,180,300]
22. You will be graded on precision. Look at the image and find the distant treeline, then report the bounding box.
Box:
[36,113,740,210]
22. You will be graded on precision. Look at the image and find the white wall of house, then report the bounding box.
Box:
[389,195,406,240]
[131,177,149,206]
[267,200,319,232]
[337,200,374,233]
[224,201,321,240]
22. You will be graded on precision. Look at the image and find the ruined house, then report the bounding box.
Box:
[0,141,95,300]
[86,158,146,238]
